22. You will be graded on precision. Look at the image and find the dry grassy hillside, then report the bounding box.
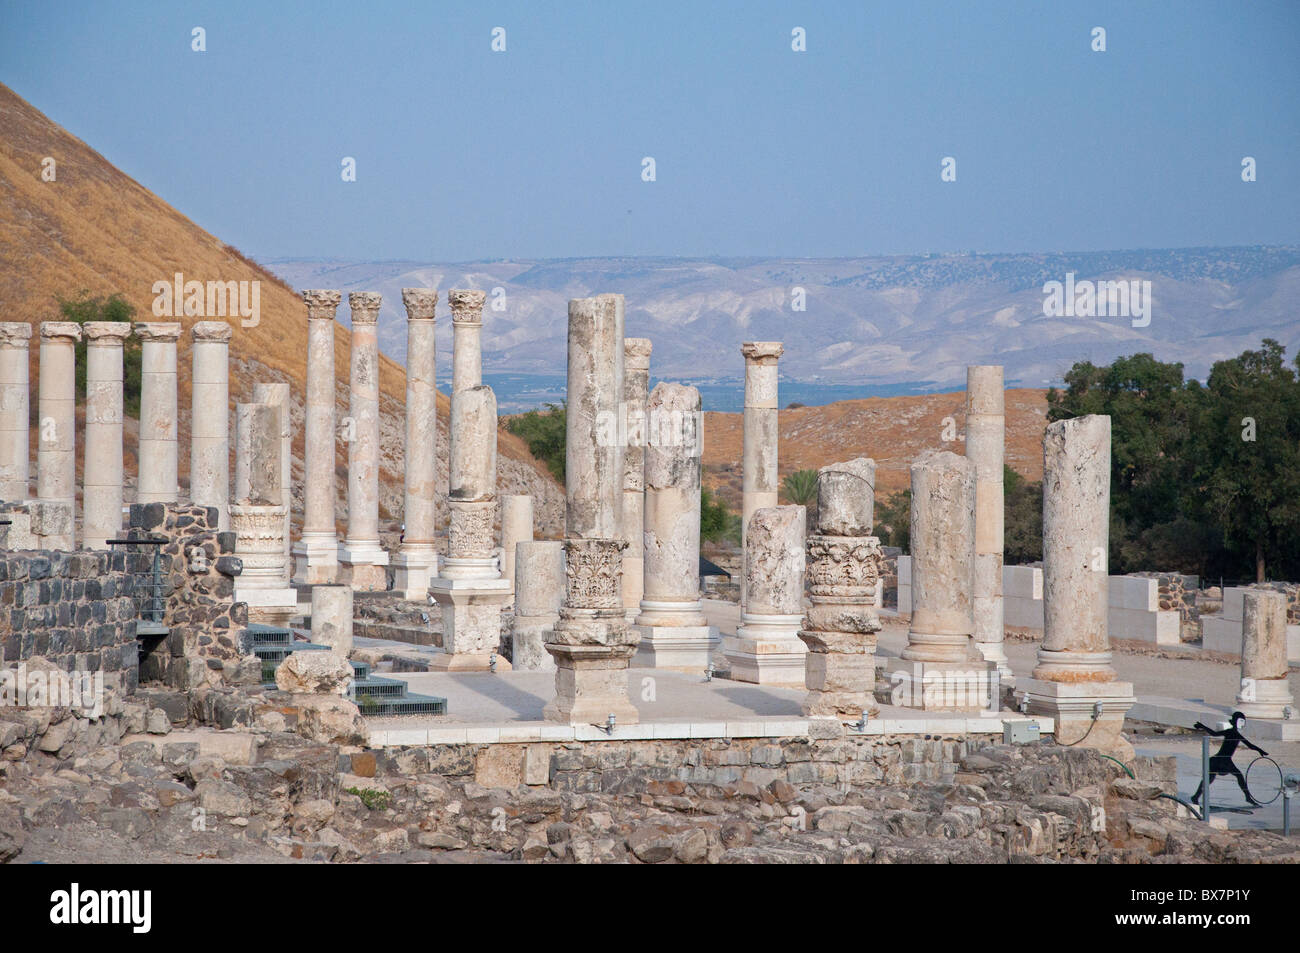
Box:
[0,84,562,535]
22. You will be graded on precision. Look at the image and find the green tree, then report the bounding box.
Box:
[700,487,740,544]
[56,291,141,416]
[780,469,818,505]
[1003,464,1042,564]
[507,402,566,483]
[875,488,911,552]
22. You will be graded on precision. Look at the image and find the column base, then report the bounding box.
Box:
[235,587,299,628]
[31,500,74,550]
[974,639,1014,679]
[1020,677,1136,761]
[1235,677,1296,721]
[430,576,511,658]
[633,624,720,672]
[293,535,339,585]
[392,549,439,601]
[722,613,807,687]
[512,616,558,672]
[542,643,640,725]
[338,541,389,592]
[882,658,999,712]
[424,651,511,673]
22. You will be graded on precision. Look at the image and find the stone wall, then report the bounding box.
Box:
[1133,571,1200,640]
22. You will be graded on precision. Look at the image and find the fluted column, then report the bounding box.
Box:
[393,288,439,599]
[294,290,342,584]
[37,322,81,548]
[741,341,782,601]
[190,322,232,529]
[134,322,181,505]
[966,365,1008,676]
[82,322,130,548]
[621,338,652,619]
[338,291,388,590]
[0,323,32,503]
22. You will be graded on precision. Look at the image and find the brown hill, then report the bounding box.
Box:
[0,84,563,536]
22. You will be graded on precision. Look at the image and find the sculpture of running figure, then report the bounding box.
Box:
[1190,711,1269,807]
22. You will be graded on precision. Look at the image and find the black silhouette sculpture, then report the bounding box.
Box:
[1190,711,1269,807]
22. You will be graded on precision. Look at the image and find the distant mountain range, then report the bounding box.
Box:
[266,248,1300,398]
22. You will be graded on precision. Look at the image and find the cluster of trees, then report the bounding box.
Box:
[506,402,566,483]
[57,291,141,416]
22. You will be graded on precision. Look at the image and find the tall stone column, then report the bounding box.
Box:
[966,365,1008,677]
[621,338,652,620]
[1025,416,1135,758]
[134,322,181,504]
[393,288,439,599]
[1234,589,1295,721]
[544,295,638,724]
[253,382,292,579]
[294,290,342,585]
[885,450,993,711]
[0,323,32,502]
[723,505,807,686]
[338,292,388,590]
[37,322,81,548]
[231,401,295,624]
[634,382,719,670]
[800,459,884,718]
[501,494,533,600]
[82,322,130,549]
[190,322,232,530]
[449,289,485,393]
[511,539,563,671]
[741,342,782,597]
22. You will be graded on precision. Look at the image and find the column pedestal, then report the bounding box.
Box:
[634,600,719,672]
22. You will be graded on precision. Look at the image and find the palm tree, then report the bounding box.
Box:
[780,469,819,506]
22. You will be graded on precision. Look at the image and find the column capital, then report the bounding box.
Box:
[0,322,32,347]
[192,320,233,343]
[624,337,653,366]
[402,288,438,321]
[133,321,182,342]
[448,289,486,325]
[302,289,342,319]
[348,291,382,324]
[83,321,132,344]
[40,321,82,343]
[742,341,783,363]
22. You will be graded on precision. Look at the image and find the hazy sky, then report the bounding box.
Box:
[4,0,1298,261]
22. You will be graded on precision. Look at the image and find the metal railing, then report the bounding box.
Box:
[106,534,169,637]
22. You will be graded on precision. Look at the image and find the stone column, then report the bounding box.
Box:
[337,292,389,590]
[134,322,181,504]
[621,338,652,620]
[294,290,342,585]
[800,459,884,718]
[1024,415,1135,758]
[190,322,232,530]
[0,323,32,502]
[544,295,638,724]
[885,450,993,711]
[741,342,782,597]
[1235,589,1295,720]
[449,289,485,393]
[511,540,563,671]
[36,322,81,548]
[501,494,533,600]
[231,401,295,624]
[723,505,807,686]
[311,584,354,657]
[393,288,439,599]
[634,382,719,670]
[966,365,1008,677]
[253,382,292,578]
[82,322,130,549]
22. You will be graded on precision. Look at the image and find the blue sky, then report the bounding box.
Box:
[3,0,1298,261]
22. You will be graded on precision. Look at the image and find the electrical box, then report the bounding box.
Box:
[1003,720,1040,745]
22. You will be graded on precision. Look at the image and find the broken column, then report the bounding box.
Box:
[253,382,291,580]
[511,540,563,672]
[800,459,884,717]
[190,321,232,530]
[294,290,342,585]
[723,505,808,686]
[634,382,718,671]
[884,450,994,711]
[393,288,439,600]
[134,322,181,504]
[82,322,131,549]
[231,401,296,624]
[1024,415,1135,758]
[36,321,81,548]
[741,342,782,594]
[1235,589,1295,720]
[337,292,388,590]
[967,365,1009,677]
[621,338,652,620]
[544,295,638,724]
[0,323,32,502]
[311,584,355,657]
[449,289,486,392]
[501,493,533,600]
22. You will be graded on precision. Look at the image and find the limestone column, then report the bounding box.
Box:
[449,289,485,393]
[544,295,638,724]
[393,288,439,599]
[1235,589,1295,720]
[621,338,652,620]
[337,292,389,590]
[82,322,130,549]
[800,459,884,718]
[253,382,291,577]
[966,365,1009,677]
[634,382,719,670]
[231,401,295,624]
[0,323,32,502]
[36,322,81,548]
[723,505,808,686]
[885,450,993,711]
[1025,415,1135,758]
[501,494,533,599]
[294,290,342,585]
[190,322,232,530]
[311,584,354,657]
[741,342,782,597]
[511,540,563,671]
[134,322,181,504]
